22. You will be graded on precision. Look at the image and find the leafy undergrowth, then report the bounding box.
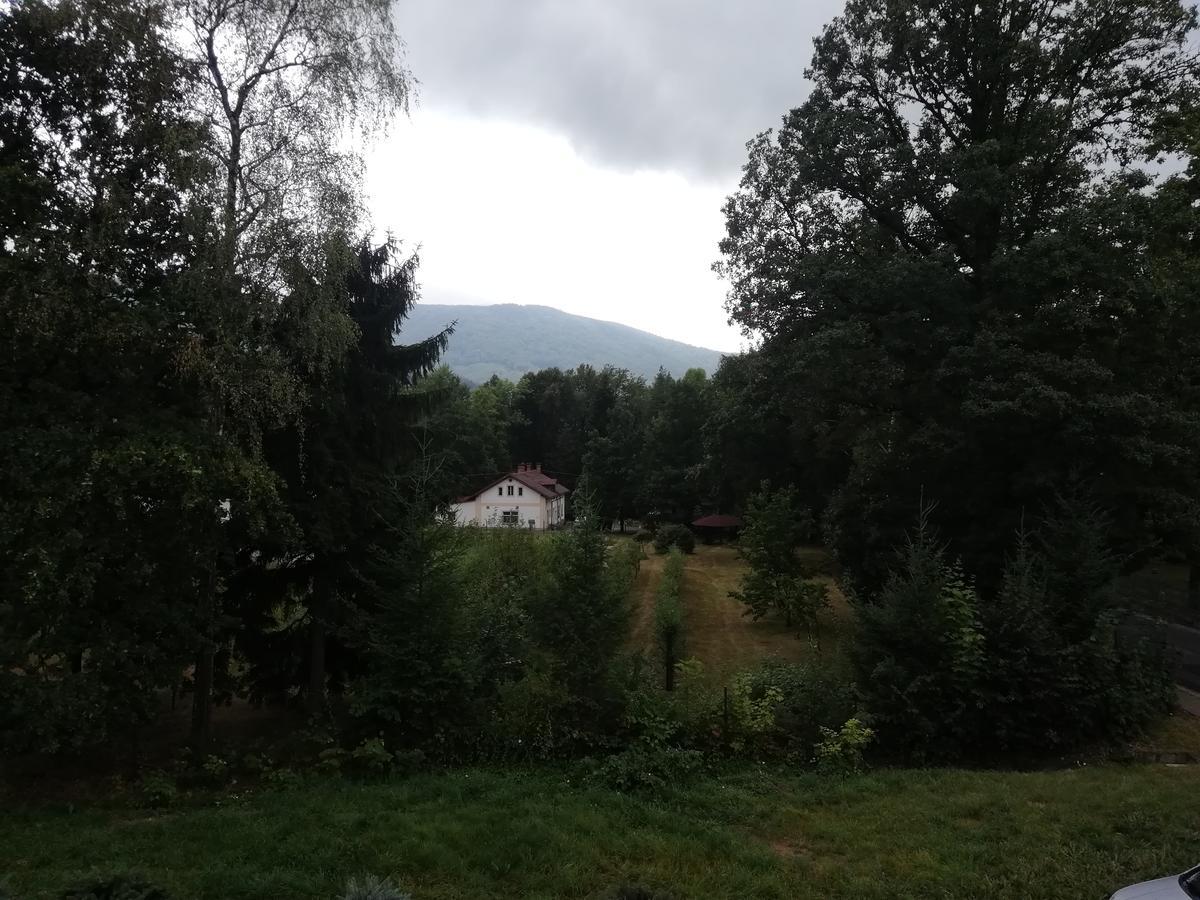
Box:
[3,764,1199,899]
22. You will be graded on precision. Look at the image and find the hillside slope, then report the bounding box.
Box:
[398,303,726,382]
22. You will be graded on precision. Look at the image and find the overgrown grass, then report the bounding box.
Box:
[668,545,853,681]
[3,764,1199,899]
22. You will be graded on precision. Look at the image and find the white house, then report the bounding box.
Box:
[451,463,568,529]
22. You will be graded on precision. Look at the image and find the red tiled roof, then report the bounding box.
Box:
[510,470,558,499]
[456,467,569,502]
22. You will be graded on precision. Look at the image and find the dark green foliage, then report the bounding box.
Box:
[731,660,857,759]
[640,369,711,521]
[530,511,632,743]
[589,743,703,792]
[0,0,282,754]
[718,0,1200,592]
[243,236,450,713]
[853,515,986,761]
[654,550,686,690]
[856,500,1174,761]
[653,524,695,555]
[975,498,1175,752]
[348,513,641,760]
[732,484,825,633]
[345,502,470,748]
[61,877,169,900]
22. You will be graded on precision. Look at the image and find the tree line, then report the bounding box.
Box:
[4,0,1200,771]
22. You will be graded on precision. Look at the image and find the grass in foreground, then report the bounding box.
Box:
[3,764,1199,899]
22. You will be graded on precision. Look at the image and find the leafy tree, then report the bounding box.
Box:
[171,0,415,742]
[853,512,985,761]
[178,0,410,278]
[527,501,631,744]
[0,0,283,753]
[581,370,648,530]
[640,369,711,521]
[702,353,814,515]
[344,478,470,745]
[732,483,823,632]
[718,0,1200,590]
[858,498,1174,760]
[242,238,449,715]
[653,524,695,555]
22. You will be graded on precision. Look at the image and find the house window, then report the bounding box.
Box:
[497,487,503,497]
[507,485,514,496]
[518,487,523,496]
[501,510,518,525]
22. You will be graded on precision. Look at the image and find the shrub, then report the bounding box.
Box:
[589,745,702,792]
[199,754,229,786]
[814,717,874,776]
[855,496,1174,762]
[732,482,822,631]
[264,767,303,789]
[61,877,169,900]
[632,528,653,545]
[350,737,394,775]
[607,540,643,600]
[339,874,411,900]
[853,520,984,761]
[316,747,348,775]
[654,524,694,555]
[655,550,686,690]
[138,771,177,808]
[490,660,572,760]
[723,660,856,758]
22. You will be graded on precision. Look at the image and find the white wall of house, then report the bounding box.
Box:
[451,477,552,529]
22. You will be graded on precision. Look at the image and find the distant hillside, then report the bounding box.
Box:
[398,303,726,383]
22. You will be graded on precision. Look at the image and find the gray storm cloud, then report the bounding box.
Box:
[393,0,846,180]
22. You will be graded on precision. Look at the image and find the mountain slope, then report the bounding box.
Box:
[398,303,727,383]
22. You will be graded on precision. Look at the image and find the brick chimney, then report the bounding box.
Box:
[534,462,541,472]
[517,463,527,473]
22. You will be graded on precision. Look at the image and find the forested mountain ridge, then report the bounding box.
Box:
[399,303,727,382]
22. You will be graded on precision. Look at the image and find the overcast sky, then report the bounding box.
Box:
[367,0,845,352]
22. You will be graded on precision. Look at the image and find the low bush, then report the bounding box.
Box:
[350,737,395,776]
[138,771,177,809]
[589,745,703,792]
[655,550,686,690]
[814,717,874,776]
[728,660,857,757]
[653,524,694,555]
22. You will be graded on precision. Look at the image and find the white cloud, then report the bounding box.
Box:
[366,109,745,351]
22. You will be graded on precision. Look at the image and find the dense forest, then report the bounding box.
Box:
[3,0,1200,794]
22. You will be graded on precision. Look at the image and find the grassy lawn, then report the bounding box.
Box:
[4,764,1199,899]
[631,543,853,681]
